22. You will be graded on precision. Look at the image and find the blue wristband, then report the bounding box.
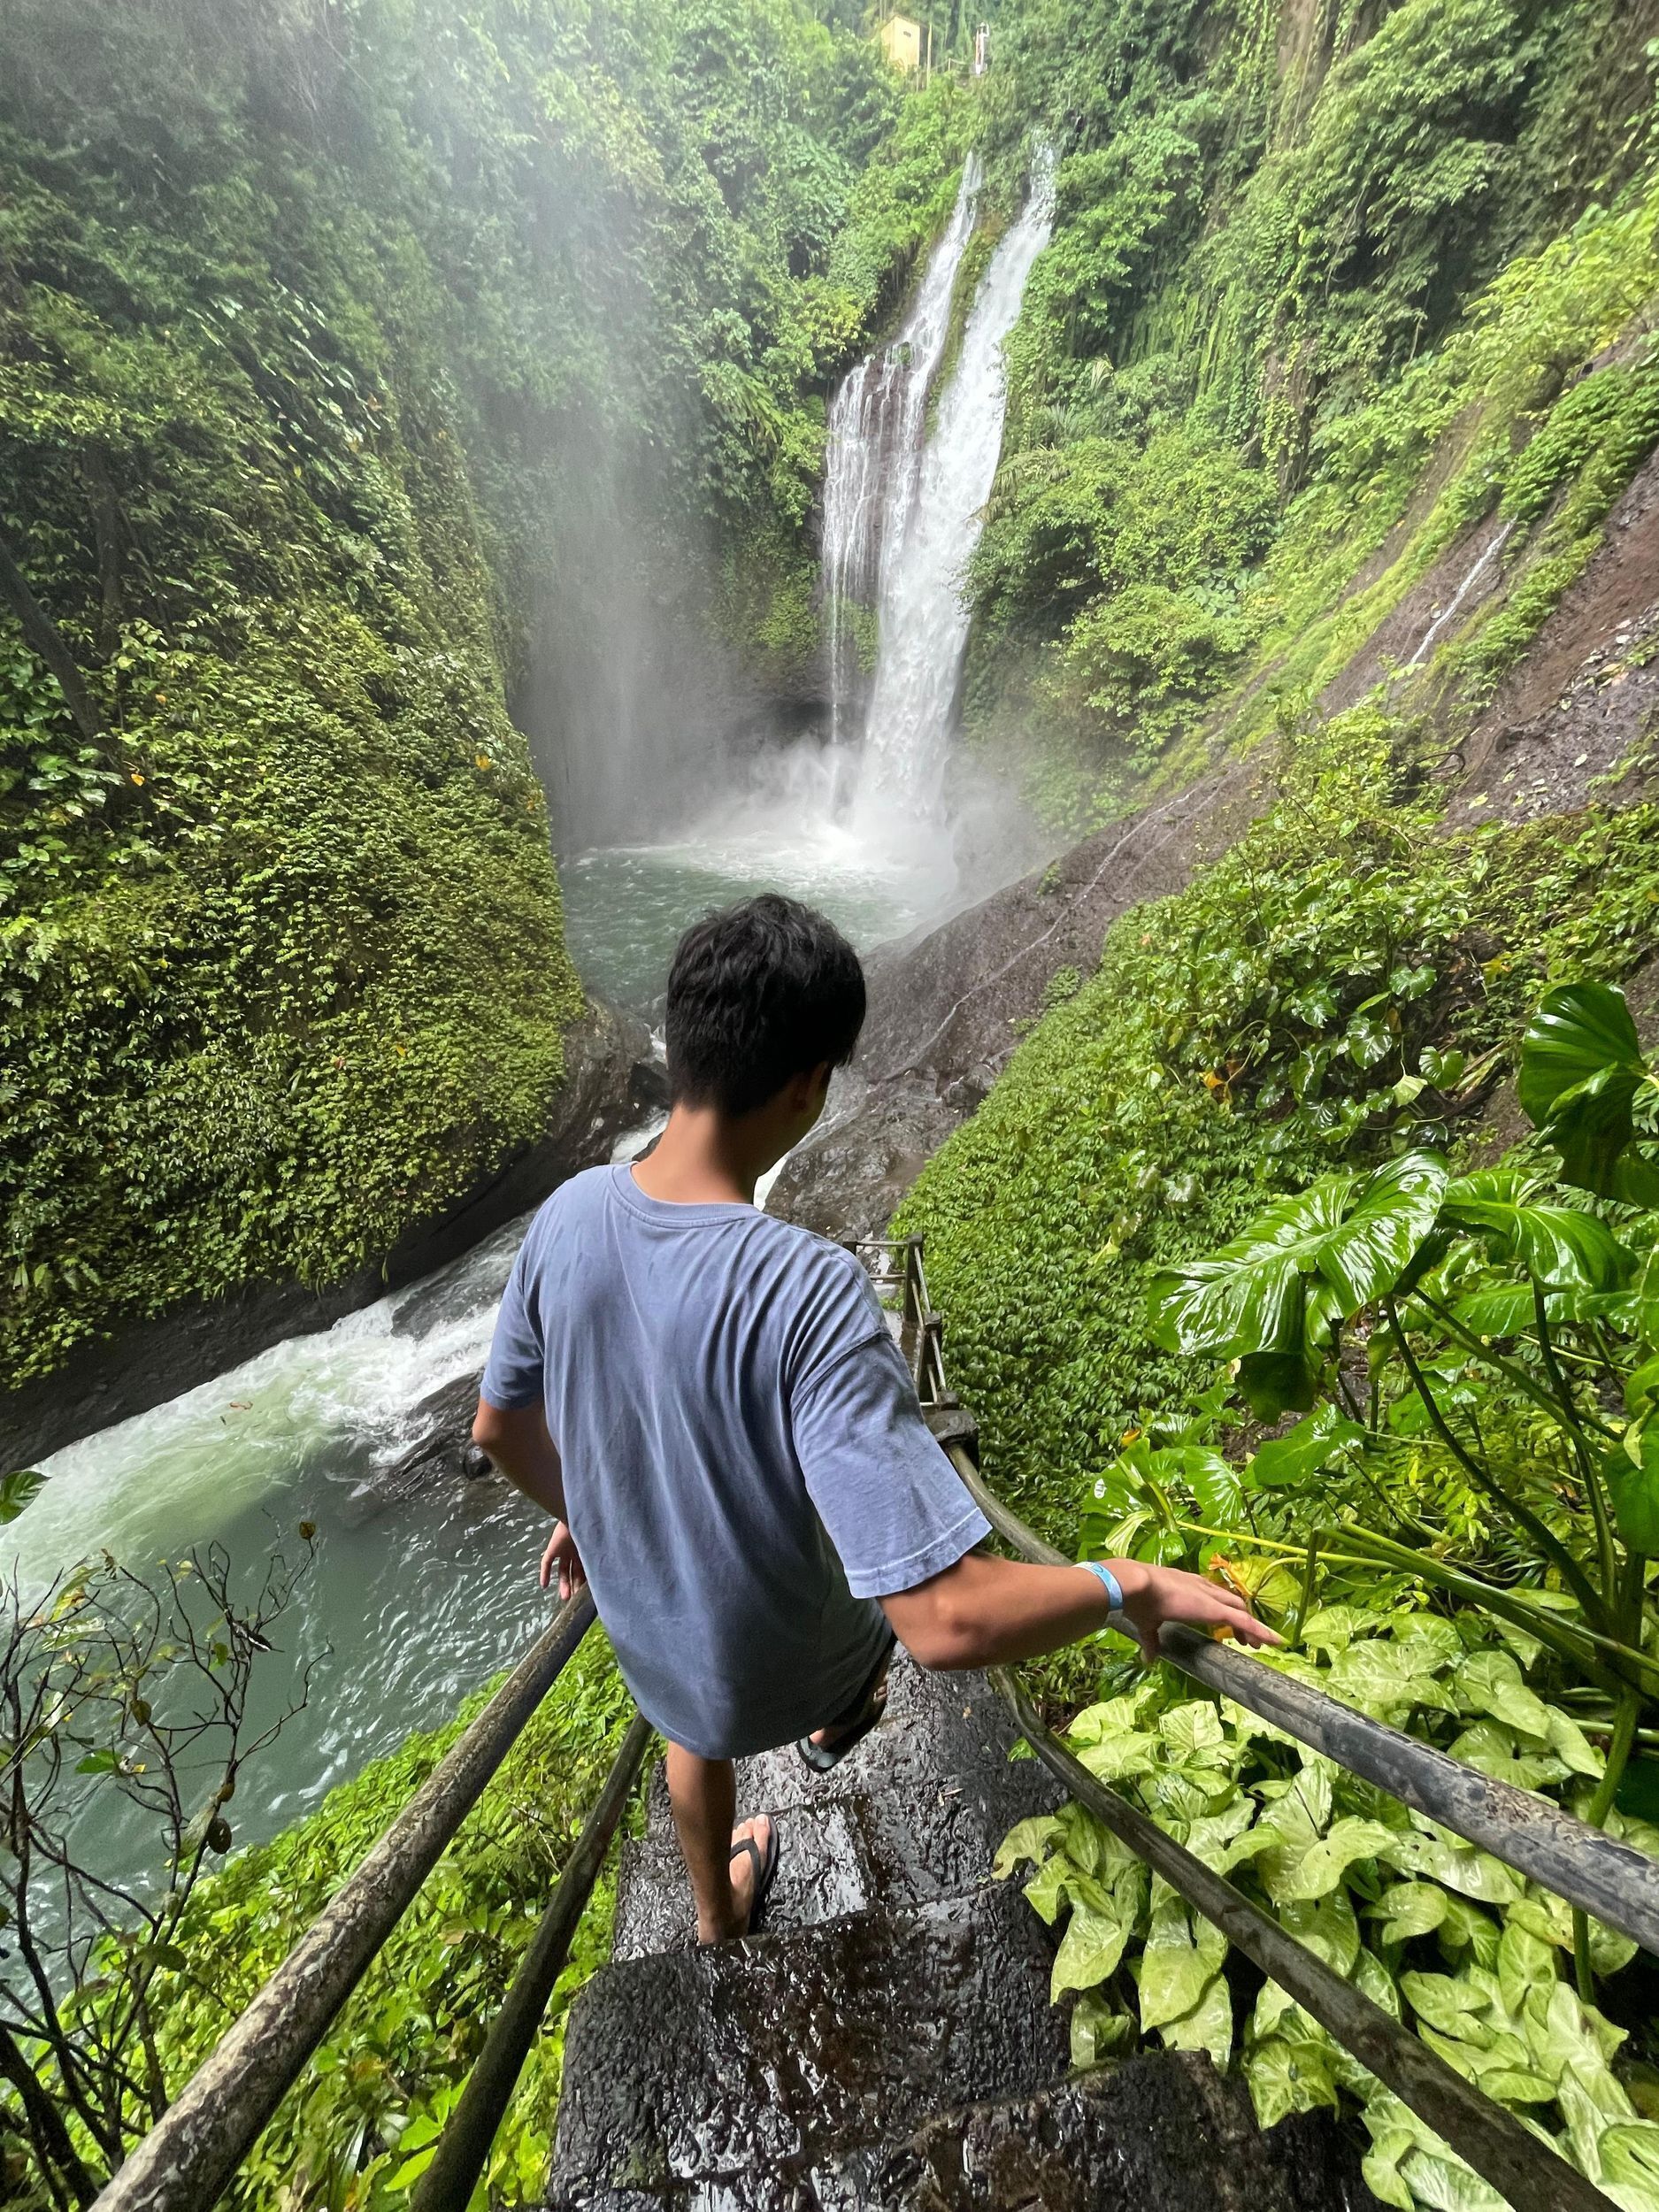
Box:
[1081,1560,1124,1613]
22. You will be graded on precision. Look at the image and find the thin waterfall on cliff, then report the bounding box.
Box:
[852,151,1056,840]
[819,157,983,750]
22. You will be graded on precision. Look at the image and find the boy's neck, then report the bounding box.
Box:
[631,1103,774,1208]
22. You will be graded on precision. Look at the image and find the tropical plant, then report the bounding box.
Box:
[997,1599,1659,2212]
[1003,980,1659,2208]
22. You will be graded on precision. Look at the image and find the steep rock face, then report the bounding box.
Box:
[1,1001,664,1469]
[772,764,1265,1239]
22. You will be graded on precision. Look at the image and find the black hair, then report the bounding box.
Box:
[664,894,866,1116]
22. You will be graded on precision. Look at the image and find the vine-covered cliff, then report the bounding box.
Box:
[0,0,937,1396]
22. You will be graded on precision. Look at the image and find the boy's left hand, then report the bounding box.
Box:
[539,1520,587,1601]
[1107,1557,1284,1666]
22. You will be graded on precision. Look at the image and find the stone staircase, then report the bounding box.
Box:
[545,1656,1379,2209]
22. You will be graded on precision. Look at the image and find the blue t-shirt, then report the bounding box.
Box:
[480,1164,989,1758]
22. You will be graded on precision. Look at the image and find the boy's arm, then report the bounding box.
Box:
[880,1549,1279,1671]
[472,1399,586,1598]
[472,1398,567,1519]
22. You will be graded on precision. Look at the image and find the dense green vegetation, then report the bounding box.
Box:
[159,1636,637,2212]
[0,0,941,1391]
[961,0,1659,824]
[38,1604,636,2211]
[990,985,1659,2205]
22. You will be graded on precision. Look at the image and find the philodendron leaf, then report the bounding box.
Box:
[1070,1989,1135,2071]
[1442,1168,1631,1290]
[1137,1888,1227,2031]
[1148,1174,1358,1358]
[1247,2034,1340,2131]
[1599,2121,1659,2203]
[1051,1898,1135,1999]
[1247,1402,1367,1489]
[1602,1425,1659,1557]
[1148,1156,1447,1419]
[1371,1882,1449,1941]
[1518,980,1658,1198]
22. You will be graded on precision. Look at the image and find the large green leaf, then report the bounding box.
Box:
[1148,1173,1359,1359]
[1247,2034,1340,2131]
[1051,1897,1135,1998]
[1247,1402,1366,1489]
[1137,1888,1228,2032]
[1442,1168,1631,1290]
[0,1469,47,1525]
[1517,981,1659,1198]
[1147,1154,1448,1370]
[1603,1424,1659,1557]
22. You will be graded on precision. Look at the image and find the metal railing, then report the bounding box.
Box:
[863,1232,1659,2212]
[94,1592,649,2212]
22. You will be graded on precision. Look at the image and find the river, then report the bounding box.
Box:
[21,150,1054,1886]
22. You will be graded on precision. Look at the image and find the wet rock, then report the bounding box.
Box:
[614,1797,877,1962]
[3,996,654,1467]
[380,1369,489,1491]
[771,764,1264,1239]
[549,1886,1069,2200]
[617,1659,1062,1959]
[833,2054,1383,2212]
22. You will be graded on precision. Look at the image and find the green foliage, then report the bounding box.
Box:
[1011,979,1659,2207]
[964,0,1659,818]
[87,1633,641,2211]
[0,0,925,1385]
[1520,982,1659,1203]
[828,76,978,332]
[0,1467,46,1521]
[996,1603,1659,2208]
[900,701,1659,1532]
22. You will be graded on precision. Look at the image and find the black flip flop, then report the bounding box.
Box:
[796,1675,889,1774]
[726,1820,780,1939]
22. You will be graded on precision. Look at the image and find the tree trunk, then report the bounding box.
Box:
[84,456,125,660]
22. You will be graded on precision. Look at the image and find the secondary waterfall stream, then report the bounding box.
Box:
[24,146,1058,1879]
[820,157,984,753]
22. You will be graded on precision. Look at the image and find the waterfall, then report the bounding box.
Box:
[1407,519,1516,669]
[851,152,1056,840]
[820,157,984,749]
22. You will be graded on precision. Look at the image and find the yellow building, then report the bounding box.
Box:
[878,12,925,73]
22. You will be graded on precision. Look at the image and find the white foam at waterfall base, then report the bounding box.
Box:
[852,154,1056,852]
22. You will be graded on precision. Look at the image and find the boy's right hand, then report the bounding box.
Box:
[539,1520,587,1601]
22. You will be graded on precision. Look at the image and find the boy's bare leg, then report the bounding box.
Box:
[665,1741,772,1945]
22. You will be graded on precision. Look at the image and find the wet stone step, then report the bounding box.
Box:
[613,1796,878,1962]
[546,1885,1066,2203]
[635,1660,1062,1931]
[551,2053,1382,2211]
